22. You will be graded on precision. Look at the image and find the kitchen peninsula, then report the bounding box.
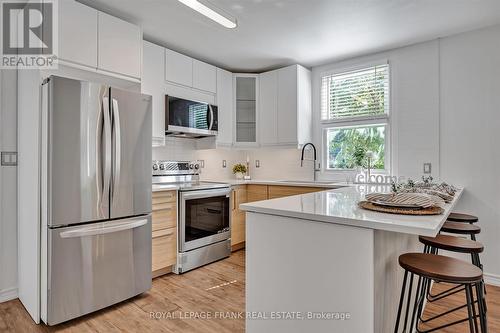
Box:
[240,185,463,333]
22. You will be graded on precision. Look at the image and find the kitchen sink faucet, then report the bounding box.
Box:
[301,142,321,181]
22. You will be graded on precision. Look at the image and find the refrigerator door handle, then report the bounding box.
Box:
[96,96,104,212]
[59,218,148,238]
[102,97,112,208]
[111,98,121,202]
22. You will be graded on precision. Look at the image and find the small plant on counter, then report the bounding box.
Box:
[232,163,247,179]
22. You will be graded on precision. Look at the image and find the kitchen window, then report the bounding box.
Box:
[320,63,390,171]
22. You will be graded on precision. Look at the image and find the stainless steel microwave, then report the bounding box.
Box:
[165,95,218,138]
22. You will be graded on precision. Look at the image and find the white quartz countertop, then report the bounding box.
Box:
[151,179,342,192]
[240,185,463,236]
[202,179,344,188]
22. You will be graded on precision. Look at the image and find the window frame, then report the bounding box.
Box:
[319,61,392,174]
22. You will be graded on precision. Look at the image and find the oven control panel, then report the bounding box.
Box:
[152,160,200,176]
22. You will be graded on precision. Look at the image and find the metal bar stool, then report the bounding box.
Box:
[447,213,479,224]
[419,234,485,303]
[394,253,487,333]
[440,222,484,284]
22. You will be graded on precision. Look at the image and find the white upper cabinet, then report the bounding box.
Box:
[58,0,97,68]
[56,1,142,81]
[98,12,142,79]
[216,68,234,147]
[259,70,278,145]
[165,49,193,87]
[234,75,259,147]
[142,41,165,146]
[258,65,312,147]
[277,65,299,144]
[193,60,217,93]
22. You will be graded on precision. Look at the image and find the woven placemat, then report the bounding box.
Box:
[358,201,444,216]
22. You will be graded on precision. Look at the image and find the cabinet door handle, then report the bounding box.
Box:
[232,190,236,210]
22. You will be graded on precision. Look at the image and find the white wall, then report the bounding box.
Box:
[0,69,18,302]
[309,25,500,280]
[311,40,440,182]
[439,25,500,283]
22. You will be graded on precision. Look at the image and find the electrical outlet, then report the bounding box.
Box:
[255,160,260,168]
[1,152,17,166]
[222,160,227,168]
[423,163,432,174]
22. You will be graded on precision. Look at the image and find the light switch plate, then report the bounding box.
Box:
[200,160,205,168]
[1,152,17,166]
[423,163,432,174]
[222,160,227,168]
[255,160,260,168]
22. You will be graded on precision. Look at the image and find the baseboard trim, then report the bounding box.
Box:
[0,287,18,303]
[484,272,500,287]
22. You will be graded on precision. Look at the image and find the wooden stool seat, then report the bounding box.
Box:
[441,221,481,235]
[419,234,484,254]
[399,253,483,284]
[447,212,478,224]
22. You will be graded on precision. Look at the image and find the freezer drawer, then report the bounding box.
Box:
[45,215,152,325]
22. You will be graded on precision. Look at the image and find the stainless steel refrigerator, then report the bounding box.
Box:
[40,76,152,325]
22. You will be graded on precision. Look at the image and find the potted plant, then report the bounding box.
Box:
[232,163,247,179]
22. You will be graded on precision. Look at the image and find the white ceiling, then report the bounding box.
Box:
[78,0,500,72]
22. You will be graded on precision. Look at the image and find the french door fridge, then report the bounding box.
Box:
[41,76,152,325]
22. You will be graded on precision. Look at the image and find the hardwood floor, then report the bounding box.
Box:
[0,251,245,333]
[419,282,500,332]
[1,249,499,332]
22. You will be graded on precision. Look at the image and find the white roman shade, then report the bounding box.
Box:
[321,64,389,121]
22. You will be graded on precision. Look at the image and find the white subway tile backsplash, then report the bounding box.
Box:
[152,137,197,161]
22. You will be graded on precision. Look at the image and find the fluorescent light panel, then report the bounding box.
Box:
[178,0,237,29]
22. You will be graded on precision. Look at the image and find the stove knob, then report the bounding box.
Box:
[189,163,194,170]
[194,164,200,170]
[152,164,158,171]
[159,164,165,170]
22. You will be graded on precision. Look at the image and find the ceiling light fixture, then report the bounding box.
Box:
[177,0,237,29]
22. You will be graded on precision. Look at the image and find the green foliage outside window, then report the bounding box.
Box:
[327,125,385,169]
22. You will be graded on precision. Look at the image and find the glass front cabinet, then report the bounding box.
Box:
[233,74,259,147]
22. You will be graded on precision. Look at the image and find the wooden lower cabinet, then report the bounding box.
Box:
[247,184,268,203]
[152,228,177,277]
[267,185,324,199]
[231,185,247,251]
[152,190,177,277]
[231,184,326,251]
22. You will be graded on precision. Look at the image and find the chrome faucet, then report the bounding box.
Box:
[300,143,320,181]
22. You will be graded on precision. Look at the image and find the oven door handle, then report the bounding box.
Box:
[181,188,231,201]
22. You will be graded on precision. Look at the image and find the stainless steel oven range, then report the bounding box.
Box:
[152,160,231,273]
